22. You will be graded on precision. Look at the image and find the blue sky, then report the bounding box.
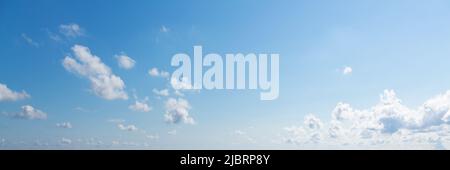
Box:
[1,0,450,149]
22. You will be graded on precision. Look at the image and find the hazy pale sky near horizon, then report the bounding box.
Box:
[1,0,450,149]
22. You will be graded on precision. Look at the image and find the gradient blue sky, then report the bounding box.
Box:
[1,0,450,149]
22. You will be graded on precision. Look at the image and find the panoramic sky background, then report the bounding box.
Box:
[1,0,450,149]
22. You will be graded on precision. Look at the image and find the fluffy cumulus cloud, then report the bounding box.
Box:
[56,122,72,129]
[148,67,170,78]
[63,45,128,100]
[283,89,450,149]
[116,54,135,69]
[153,88,169,97]
[129,100,152,112]
[164,98,195,124]
[59,23,84,37]
[117,123,138,131]
[0,83,30,102]
[8,105,47,120]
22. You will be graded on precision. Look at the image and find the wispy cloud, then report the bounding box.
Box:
[21,33,39,47]
[107,118,125,124]
[160,25,170,33]
[168,129,177,135]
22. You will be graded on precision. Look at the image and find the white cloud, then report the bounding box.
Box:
[118,124,138,131]
[21,33,39,47]
[0,138,5,146]
[174,90,184,97]
[160,25,170,33]
[107,118,125,123]
[232,130,256,144]
[75,106,91,113]
[342,66,352,75]
[304,114,323,130]
[116,54,135,69]
[63,44,128,100]
[146,134,160,140]
[234,130,246,135]
[80,138,104,146]
[129,100,152,112]
[60,138,72,145]
[283,89,450,149]
[111,140,120,145]
[8,105,47,120]
[164,98,195,124]
[0,83,30,102]
[153,88,169,97]
[46,30,62,42]
[56,122,72,129]
[59,23,84,37]
[148,67,170,78]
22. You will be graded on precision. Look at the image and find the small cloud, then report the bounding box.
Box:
[164,98,195,124]
[174,90,184,97]
[59,23,84,37]
[115,54,135,70]
[56,122,72,129]
[74,107,92,113]
[234,130,246,135]
[146,134,160,140]
[0,83,30,102]
[60,138,72,145]
[46,30,62,42]
[21,33,39,47]
[153,88,169,97]
[342,66,353,75]
[160,25,170,33]
[7,105,47,120]
[111,140,120,145]
[107,118,125,123]
[129,97,152,112]
[232,129,256,144]
[148,67,170,78]
[117,123,138,132]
